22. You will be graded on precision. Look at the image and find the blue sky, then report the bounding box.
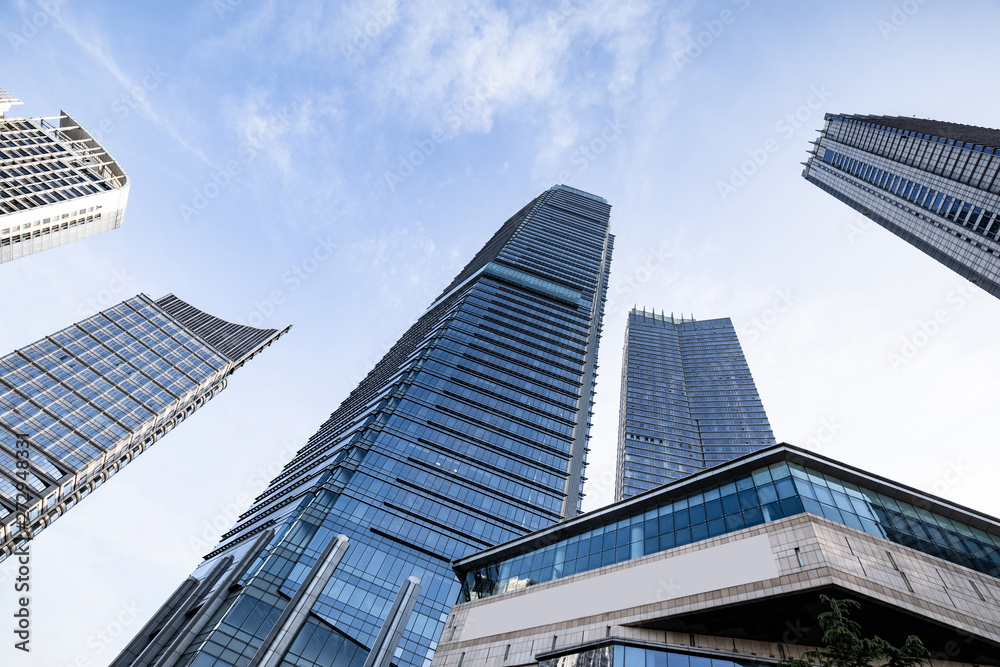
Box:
[3,0,1000,664]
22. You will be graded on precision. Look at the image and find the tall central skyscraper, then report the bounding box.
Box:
[615,309,774,501]
[0,85,130,263]
[803,113,1000,298]
[114,185,614,667]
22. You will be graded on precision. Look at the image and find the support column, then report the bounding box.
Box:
[108,577,200,667]
[124,556,233,667]
[362,576,422,667]
[249,534,350,667]
[153,528,275,667]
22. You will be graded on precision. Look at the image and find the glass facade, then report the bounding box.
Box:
[818,147,1000,243]
[459,453,1000,602]
[0,99,130,263]
[538,644,771,667]
[803,113,1000,298]
[115,185,614,667]
[0,294,287,560]
[615,310,774,500]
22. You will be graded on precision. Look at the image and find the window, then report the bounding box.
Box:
[957,202,973,224]
[940,196,954,217]
[931,192,945,212]
[946,199,962,220]
[969,579,987,602]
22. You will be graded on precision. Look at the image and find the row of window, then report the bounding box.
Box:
[0,213,104,246]
[0,204,103,235]
[834,116,997,154]
[830,116,1000,193]
[823,148,1000,242]
[459,295,587,360]
[462,460,1000,602]
[538,643,769,667]
[0,298,227,475]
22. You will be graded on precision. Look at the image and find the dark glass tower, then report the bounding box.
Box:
[615,309,774,501]
[803,113,1000,298]
[113,185,614,667]
[0,294,288,561]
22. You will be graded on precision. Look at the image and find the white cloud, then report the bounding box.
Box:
[344,0,692,141]
[49,7,217,169]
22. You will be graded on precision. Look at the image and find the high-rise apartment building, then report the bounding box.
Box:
[0,86,130,263]
[803,113,1000,297]
[615,309,774,501]
[433,444,1000,667]
[113,185,614,667]
[0,294,288,561]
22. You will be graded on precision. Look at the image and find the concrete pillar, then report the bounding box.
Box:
[250,534,350,667]
[108,577,199,667]
[125,556,232,667]
[153,529,275,667]
[362,576,422,667]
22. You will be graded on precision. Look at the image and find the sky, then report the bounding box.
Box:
[1,0,1000,664]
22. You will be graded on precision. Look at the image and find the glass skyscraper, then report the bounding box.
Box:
[615,309,774,501]
[113,185,614,667]
[0,85,130,263]
[0,294,288,561]
[803,113,1000,298]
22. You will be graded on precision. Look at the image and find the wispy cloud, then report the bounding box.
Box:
[48,8,218,170]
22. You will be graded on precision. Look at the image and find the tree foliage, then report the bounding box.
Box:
[779,595,928,667]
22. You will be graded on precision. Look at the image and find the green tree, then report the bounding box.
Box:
[780,595,928,667]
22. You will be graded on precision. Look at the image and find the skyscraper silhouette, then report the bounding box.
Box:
[0,294,287,561]
[804,113,1000,297]
[0,86,130,263]
[615,309,774,500]
[113,185,614,667]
